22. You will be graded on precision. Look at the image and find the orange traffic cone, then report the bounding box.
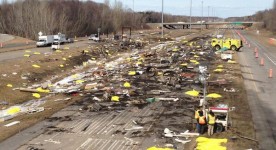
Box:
[260,58,264,66]
[269,69,273,78]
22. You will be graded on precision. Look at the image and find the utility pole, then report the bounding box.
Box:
[201,1,203,31]
[133,0,135,26]
[189,0,192,32]
[208,6,210,22]
[162,0,164,38]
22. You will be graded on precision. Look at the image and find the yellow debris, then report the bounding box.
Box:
[68,55,72,58]
[194,55,200,58]
[32,64,41,68]
[84,50,89,53]
[190,60,197,63]
[214,69,224,72]
[33,52,40,55]
[158,72,163,76]
[64,47,70,50]
[32,93,41,99]
[136,61,143,65]
[128,71,136,76]
[7,106,21,115]
[24,54,30,57]
[147,146,173,150]
[217,65,224,68]
[76,80,85,84]
[72,74,79,78]
[123,82,131,88]
[55,50,62,53]
[60,64,64,68]
[36,87,50,93]
[180,63,188,66]
[6,84,13,88]
[111,96,120,102]
[83,62,88,66]
[62,58,67,61]
[25,50,31,53]
[227,60,236,64]
[196,137,227,150]
[91,57,96,60]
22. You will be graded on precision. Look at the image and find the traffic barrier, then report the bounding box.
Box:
[255,52,258,58]
[260,58,264,66]
[269,69,273,78]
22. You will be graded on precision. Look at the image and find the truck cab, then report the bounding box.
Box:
[211,38,243,51]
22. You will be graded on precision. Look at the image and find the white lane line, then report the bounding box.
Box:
[264,53,276,66]
[76,138,93,150]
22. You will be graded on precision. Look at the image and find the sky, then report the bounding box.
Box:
[91,0,274,18]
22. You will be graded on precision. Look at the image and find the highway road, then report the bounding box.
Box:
[0,40,93,62]
[238,30,276,150]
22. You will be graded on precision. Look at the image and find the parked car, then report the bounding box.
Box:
[88,34,100,41]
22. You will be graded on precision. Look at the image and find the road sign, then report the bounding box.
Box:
[38,31,43,36]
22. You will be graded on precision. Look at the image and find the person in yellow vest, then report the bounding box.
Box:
[207,110,216,136]
[194,106,202,132]
[197,110,207,134]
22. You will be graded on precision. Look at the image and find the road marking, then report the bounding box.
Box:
[76,138,93,150]
[264,53,276,66]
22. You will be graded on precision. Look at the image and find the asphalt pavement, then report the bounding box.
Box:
[0,40,92,62]
[238,30,276,150]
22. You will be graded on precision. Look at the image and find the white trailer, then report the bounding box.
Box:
[36,35,54,47]
[54,34,67,44]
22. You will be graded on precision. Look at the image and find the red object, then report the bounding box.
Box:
[0,43,2,48]
[255,52,258,58]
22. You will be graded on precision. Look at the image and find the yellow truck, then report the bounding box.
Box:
[211,38,243,51]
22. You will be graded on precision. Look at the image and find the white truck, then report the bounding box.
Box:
[36,35,54,47]
[54,34,67,44]
[88,34,100,42]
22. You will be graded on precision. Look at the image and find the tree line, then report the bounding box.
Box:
[0,0,189,40]
[252,1,276,32]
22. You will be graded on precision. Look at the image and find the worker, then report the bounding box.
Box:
[207,110,216,136]
[194,106,202,132]
[197,110,207,134]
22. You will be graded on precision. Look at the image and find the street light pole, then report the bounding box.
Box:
[162,0,164,38]
[189,0,192,33]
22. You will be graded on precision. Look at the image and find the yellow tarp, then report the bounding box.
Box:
[7,106,21,115]
[128,71,136,76]
[32,93,41,99]
[123,82,131,88]
[32,64,41,68]
[147,146,173,150]
[196,137,227,150]
[111,96,119,102]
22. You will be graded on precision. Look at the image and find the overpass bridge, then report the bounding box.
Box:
[161,22,262,30]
